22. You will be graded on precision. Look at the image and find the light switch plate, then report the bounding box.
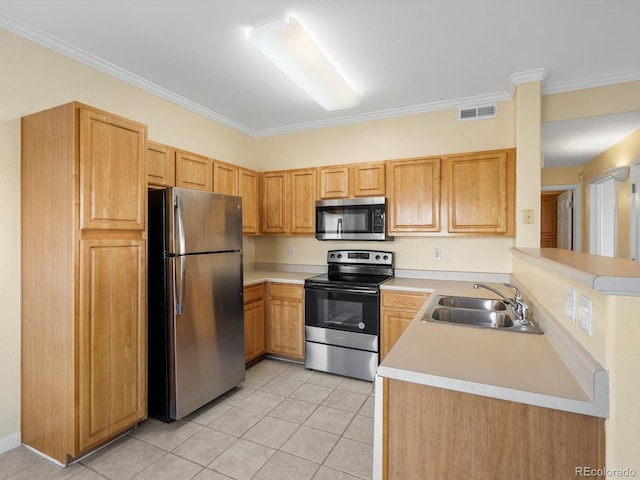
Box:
[523,209,535,224]
[578,295,592,336]
[564,287,576,321]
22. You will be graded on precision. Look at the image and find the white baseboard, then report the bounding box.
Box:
[0,431,21,455]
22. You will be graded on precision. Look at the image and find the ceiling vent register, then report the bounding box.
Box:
[458,104,497,121]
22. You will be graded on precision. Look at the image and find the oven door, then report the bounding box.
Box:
[304,284,379,335]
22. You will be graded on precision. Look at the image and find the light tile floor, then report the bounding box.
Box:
[1,359,375,480]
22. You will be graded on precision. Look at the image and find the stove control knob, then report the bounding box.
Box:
[383,255,389,261]
[329,253,335,259]
[337,253,342,259]
[375,255,381,260]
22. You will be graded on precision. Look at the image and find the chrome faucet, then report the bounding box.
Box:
[474,283,530,325]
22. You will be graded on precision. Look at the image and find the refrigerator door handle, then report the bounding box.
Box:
[174,194,186,315]
[175,194,186,255]
[174,256,185,315]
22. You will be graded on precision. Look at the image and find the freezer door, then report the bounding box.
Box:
[168,187,242,254]
[170,251,245,419]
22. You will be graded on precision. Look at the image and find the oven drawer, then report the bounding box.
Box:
[305,341,378,382]
[305,326,378,352]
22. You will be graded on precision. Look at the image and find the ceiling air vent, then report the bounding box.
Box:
[458,104,497,121]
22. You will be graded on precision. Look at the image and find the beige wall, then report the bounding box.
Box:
[512,255,640,472]
[541,165,583,186]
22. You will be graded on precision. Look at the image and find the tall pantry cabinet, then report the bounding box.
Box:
[21,102,148,464]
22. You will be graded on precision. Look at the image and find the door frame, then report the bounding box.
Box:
[541,184,582,252]
[630,159,640,260]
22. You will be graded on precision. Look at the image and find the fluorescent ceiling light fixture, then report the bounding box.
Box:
[248,17,359,111]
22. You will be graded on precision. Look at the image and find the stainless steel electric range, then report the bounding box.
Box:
[304,250,394,381]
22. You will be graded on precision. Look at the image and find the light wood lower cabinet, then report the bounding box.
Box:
[384,379,605,480]
[244,283,266,363]
[380,290,430,360]
[266,283,305,360]
[21,102,147,464]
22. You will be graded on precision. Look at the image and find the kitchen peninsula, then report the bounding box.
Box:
[373,248,640,479]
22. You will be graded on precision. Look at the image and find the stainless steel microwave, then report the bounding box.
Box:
[315,197,392,241]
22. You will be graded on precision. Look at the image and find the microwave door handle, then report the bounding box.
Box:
[337,217,343,234]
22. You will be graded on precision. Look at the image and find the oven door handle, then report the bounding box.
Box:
[304,285,379,295]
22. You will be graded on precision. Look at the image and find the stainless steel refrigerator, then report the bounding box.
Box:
[148,187,245,422]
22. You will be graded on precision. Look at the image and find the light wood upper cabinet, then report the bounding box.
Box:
[213,160,239,196]
[444,150,515,235]
[244,283,266,364]
[352,162,386,197]
[79,108,146,231]
[288,168,317,234]
[175,149,212,191]
[266,282,304,360]
[21,102,147,464]
[262,171,287,234]
[319,166,349,199]
[147,141,175,188]
[380,290,430,360]
[262,168,317,235]
[239,167,260,235]
[386,157,441,233]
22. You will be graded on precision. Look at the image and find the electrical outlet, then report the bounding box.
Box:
[564,287,576,321]
[433,248,441,261]
[288,246,295,257]
[578,295,592,336]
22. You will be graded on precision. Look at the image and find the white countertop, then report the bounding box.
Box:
[377,279,608,417]
[243,269,314,285]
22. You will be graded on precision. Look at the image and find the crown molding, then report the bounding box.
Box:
[542,70,640,95]
[252,91,513,137]
[0,13,254,136]
[507,68,550,97]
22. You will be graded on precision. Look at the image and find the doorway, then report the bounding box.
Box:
[589,178,617,257]
[541,184,582,251]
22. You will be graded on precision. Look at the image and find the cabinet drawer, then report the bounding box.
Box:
[244,283,265,303]
[269,282,303,300]
[382,291,430,310]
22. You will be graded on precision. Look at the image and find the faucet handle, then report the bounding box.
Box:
[503,283,522,300]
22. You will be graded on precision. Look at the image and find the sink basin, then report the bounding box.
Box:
[430,308,514,328]
[438,296,507,311]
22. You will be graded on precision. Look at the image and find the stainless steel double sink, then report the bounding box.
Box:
[422,295,543,334]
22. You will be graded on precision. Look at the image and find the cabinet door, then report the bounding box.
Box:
[175,150,212,191]
[352,162,386,197]
[288,168,317,234]
[147,141,175,188]
[244,284,266,363]
[380,291,430,359]
[267,298,304,360]
[387,158,441,233]
[213,160,239,196]
[262,171,287,233]
[78,239,146,451]
[79,108,147,230]
[319,166,349,199]
[446,151,514,234]
[239,167,259,235]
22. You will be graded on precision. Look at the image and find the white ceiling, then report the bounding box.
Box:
[1,0,639,164]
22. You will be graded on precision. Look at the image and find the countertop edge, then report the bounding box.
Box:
[376,365,608,418]
[511,247,640,296]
